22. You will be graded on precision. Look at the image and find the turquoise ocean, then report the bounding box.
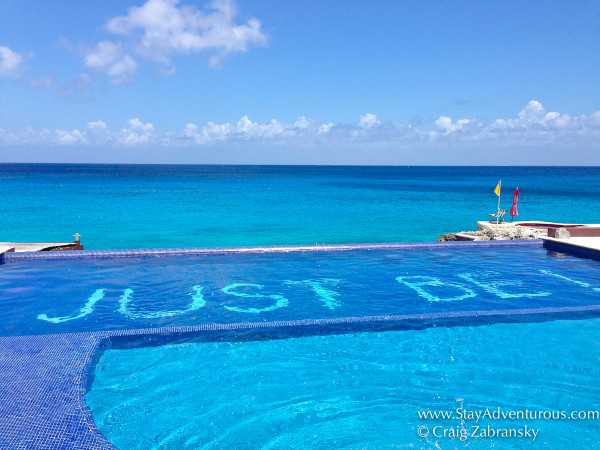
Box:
[1,164,599,250]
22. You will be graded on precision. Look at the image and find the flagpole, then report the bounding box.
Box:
[497,180,501,211]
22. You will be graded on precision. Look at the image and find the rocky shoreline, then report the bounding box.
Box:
[437,222,547,241]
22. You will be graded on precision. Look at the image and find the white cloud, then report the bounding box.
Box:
[359,113,380,129]
[490,100,570,132]
[88,120,109,131]
[434,116,474,134]
[180,115,333,144]
[518,100,544,122]
[56,129,88,145]
[318,123,334,134]
[237,116,285,138]
[0,46,24,78]
[120,118,156,145]
[108,0,266,55]
[86,121,113,143]
[294,116,311,129]
[1,102,599,158]
[84,41,138,83]
[181,123,201,141]
[86,0,267,81]
[0,126,89,146]
[204,121,232,140]
[180,122,232,144]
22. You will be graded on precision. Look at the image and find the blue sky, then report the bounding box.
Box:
[0,0,598,164]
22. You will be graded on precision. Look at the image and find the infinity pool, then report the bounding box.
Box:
[0,241,599,449]
[1,244,599,337]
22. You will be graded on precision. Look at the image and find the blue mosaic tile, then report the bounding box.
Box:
[2,240,545,264]
[0,332,113,449]
[2,303,600,448]
[2,239,599,448]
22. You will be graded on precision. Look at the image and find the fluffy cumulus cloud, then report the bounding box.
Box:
[55,129,88,145]
[1,102,599,156]
[483,101,600,146]
[180,122,232,144]
[0,46,25,78]
[318,123,334,134]
[236,116,286,138]
[84,41,138,84]
[359,113,380,129]
[0,126,87,146]
[435,116,473,134]
[84,0,267,81]
[120,118,156,145]
[490,100,578,131]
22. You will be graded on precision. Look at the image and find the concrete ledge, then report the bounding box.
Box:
[0,242,81,252]
[548,227,600,238]
[543,237,600,260]
[514,221,588,228]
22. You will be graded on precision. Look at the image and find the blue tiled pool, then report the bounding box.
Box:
[88,320,600,449]
[1,240,599,448]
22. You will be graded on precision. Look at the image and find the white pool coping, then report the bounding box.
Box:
[543,236,600,253]
[0,242,74,253]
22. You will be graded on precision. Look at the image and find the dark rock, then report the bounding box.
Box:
[436,233,459,242]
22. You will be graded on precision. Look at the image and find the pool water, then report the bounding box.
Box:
[87,319,600,449]
[1,242,599,448]
[1,246,599,336]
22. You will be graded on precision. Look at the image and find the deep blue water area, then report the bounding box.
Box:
[2,246,598,337]
[1,164,599,249]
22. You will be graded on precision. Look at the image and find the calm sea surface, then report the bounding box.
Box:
[1,164,599,250]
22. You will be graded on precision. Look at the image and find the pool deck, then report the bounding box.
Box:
[0,242,82,253]
[472,222,600,256]
[540,222,600,256]
[478,221,600,230]
[1,239,599,448]
[0,246,15,254]
[543,236,600,253]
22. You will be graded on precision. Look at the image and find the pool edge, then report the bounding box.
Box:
[2,239,545,263]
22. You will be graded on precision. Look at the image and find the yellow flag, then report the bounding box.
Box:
[494,181,501,196]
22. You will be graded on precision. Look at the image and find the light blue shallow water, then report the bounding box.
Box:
[1,164,599,249]
[87,319,600,449]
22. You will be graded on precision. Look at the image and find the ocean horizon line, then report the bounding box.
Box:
[1,162,599,168]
